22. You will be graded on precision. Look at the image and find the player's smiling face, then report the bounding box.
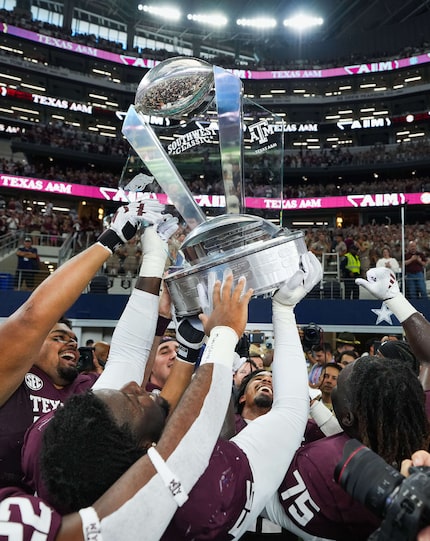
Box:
[34,323,79,386]
[242,371,273,409]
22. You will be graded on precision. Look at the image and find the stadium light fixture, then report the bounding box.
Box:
[283,13,323,31]
[236,18,277,29]
[138,4,181,22]
[187,13,228,27]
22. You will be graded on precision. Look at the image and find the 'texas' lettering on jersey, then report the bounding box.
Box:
[24,373,62,421]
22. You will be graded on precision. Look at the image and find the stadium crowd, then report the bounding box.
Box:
[2,146,430,198]
[1,191,430,273]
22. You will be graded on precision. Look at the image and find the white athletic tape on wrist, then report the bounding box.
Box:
[199,326,238,369]
[139,249,169,279]
[78,507,102,541]
[147,447,188,506]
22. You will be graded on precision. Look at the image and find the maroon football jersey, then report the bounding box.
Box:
[0,486,62,541]
[21,411,55,505]
[303,418,325,443]
[234,413,247,434]
[161,439,254,541]
[272,433,380,540]
[0,365,96,488]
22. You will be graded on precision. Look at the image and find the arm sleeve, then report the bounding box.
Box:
[99,328,238,541]
[92,290,159,390]
[229,302,310,538]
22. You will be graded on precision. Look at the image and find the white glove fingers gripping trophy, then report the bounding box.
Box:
[98,200,168,254]
[197,269,247,317]
[273,251,323,307]
[355,267,399,300]
[156,215,179,242]
[110,200,166,242]
[197,270,222,317]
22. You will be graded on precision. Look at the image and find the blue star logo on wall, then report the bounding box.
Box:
[371,303,395,325]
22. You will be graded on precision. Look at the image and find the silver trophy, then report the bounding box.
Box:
[122,57,306,316]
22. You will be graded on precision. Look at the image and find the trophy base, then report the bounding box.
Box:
[165,228,307,316]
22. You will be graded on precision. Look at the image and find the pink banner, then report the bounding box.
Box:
[2,22,430,81]
[1,173,428,210]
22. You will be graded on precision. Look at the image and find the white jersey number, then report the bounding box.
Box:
[280,470,320,526]
[0,497,52,541]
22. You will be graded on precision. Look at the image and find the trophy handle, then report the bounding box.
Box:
[122,105,206,230]
[213,66,244,214]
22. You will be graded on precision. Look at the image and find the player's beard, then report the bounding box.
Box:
[58,365,79,384]
[254,393,273,409]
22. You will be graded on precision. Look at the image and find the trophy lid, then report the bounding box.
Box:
[180,214,285,264]
[135,57,214,119]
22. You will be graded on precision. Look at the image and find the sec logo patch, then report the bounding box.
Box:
[25,373,44,391]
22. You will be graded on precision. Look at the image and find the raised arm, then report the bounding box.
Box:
[0,201,165,405]
[92,217,178,391]
[228,251,323,539]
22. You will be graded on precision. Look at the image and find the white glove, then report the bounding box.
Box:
[355,267,399,300]
[98,201,165,253]
[197,270,225,317]
[156,215,179,242]
[356,267,417,323]
[273,251,322,307]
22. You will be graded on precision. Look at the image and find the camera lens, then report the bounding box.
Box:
[335,439,404,518]
[302,324,322,349]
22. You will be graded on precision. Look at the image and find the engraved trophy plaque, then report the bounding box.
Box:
[121,57,307,315]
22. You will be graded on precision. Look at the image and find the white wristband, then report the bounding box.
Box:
[147,446,188,506]
[199,326,238,369]
[385,295,417,323]
[78,507,102,541]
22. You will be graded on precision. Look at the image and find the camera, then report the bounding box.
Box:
[334,438,430,541]
[77,346,95,373]
[248,332,265,344]
[235,334,250,358]
[301,323,323,350]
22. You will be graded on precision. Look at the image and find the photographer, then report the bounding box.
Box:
[335,439,430,541]
[401,451,430,541]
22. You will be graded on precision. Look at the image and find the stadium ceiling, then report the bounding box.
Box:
[70,0,430,60]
